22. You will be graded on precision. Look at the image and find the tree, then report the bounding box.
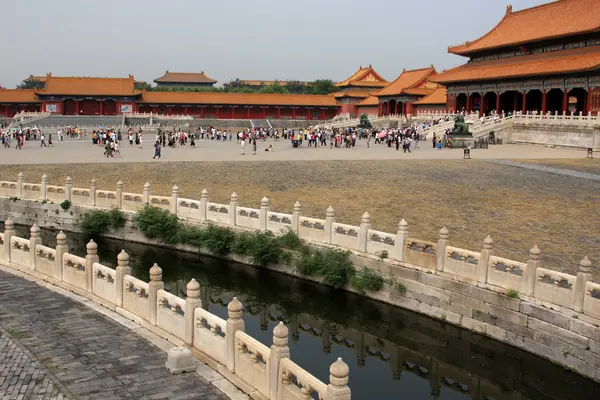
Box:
[16,80,44,90]
[285,80,305,94]
[358,114,372,128]
[308,79,338,95]
[134,81,151,91]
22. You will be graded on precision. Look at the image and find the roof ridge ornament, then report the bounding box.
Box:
[506,4,513,15]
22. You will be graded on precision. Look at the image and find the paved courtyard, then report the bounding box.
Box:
[0,137,590,164]
[0,270,229,400]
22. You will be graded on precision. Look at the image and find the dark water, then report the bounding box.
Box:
[6,224,600,400]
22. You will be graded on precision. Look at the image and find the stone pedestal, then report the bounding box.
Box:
[165,347,195,374]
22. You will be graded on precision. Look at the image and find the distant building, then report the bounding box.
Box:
[223,80,310,89]
[375,66,439,116]
[153,71,217,88]
[333,65,388,116]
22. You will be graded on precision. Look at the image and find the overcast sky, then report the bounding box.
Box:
[1,0,548,88]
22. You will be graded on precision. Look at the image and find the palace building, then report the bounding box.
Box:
[333,66,388,116]
[432,0,600,115]
[375,66,440,116]
[153,71,217,88]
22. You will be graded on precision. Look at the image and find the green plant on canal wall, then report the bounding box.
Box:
[80,209,126,236]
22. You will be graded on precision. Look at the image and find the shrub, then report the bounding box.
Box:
[80,209,125,236]
[295,247,322,276]
[318,249,353,289]
[397,282,407,295]
[133,205,180,243]
[350,268,385,293]
[506,289,520,299]
[276,229,302,250]
[177,225,206,249]
[247,231,283,266]
[60,200,71,211]
[202,224,235,256]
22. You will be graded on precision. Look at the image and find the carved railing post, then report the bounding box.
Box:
[358,212,371,253]
[85,240,99,292]
[29,224,42,270]
[292,201,302,234]
[436,227,449,272]
[116,180,123,209]
[55,231,67,281]
[41,174,48,201]
[65,176,72,202]
[148,263,164,325]
[90,178,97,206]
[184,278,201,345]
[226,297,245,373]
[270,322,290,400]
[171,185,179,215]
[229,192,238,226]
[521,245,541,297]
[326,358,351,400]
[395,219,408,262]
[17,172,23,199]
[325,206,336,244]
[200,188,209,221]
[3,218,15,262]
[115,250,131,307]
[478,235,493,284]
[573,257,592,313]
[143,182,151,204]
[259,196,269,231]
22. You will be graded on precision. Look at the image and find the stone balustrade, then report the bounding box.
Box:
[0,226,351,400]
[0,174,599,382]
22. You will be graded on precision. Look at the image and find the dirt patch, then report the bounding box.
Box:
[2,159,598,280]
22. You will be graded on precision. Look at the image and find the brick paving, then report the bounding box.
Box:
[0,270,228,400]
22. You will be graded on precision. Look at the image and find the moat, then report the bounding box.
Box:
[5,223,600,400]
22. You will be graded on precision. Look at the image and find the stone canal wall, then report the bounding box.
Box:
[0,174,599,382]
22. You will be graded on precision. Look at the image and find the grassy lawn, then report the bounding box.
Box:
[2,159,598,280]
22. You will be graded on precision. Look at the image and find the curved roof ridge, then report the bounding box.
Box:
[448,0,599,56]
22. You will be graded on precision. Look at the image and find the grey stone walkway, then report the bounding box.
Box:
[488,159,600,181]
[0,270,228,400]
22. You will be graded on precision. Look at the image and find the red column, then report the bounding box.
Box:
[522,91,527,114]
[467,94,471,112]
[480,95,486,115]
[247,107,251,119]
[168,106,172,116]
[4,105,8,117]
[58,100,64,115]
[513,92,518,113]
[276,107,281,119]
[152,106,157,114]
[40,102,45,113]
[116,100,120,115]
[307,108,311,120]
[184,106,188,115]
[216,107,220,118]
[75,100,80,115]
[586,89,592,115]
[321,109,325,119]
[496,93,501,114]
[542,90,547,114]
[261,107,266,119]
[377,103,381,116]
[200,106,204,118]
[563,89,569,114]
[99,100,103,115]
[231,107,235,119]
[292,108,296,120]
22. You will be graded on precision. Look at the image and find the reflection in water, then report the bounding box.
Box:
[8,225,600,400]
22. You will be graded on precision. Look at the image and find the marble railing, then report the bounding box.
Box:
[0,225,351,400]
[0,173,596,325]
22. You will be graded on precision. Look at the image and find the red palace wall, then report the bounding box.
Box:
[355,106,378,116]
[339,103,358,117]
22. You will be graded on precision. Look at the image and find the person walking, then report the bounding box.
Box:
[153,140,161,159]
[252,138,257,155]
[240,138,246,155]
[48,133,54,147]
[40,133,47,147]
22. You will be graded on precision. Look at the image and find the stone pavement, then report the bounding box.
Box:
[0,137,587,165]
[0,270,229,400]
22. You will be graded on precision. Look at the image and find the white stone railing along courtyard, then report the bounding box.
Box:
[0,221,351,400]
[1,173,600,382]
